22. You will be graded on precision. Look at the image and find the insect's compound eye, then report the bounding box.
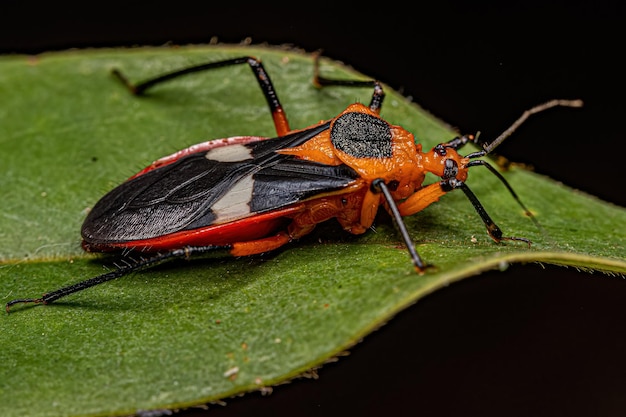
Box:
[443,159,458,179]
[331,112,392,159]
[387,180,400,191]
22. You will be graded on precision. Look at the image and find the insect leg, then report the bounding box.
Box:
[396,182,449,216]
[443,178,531,246]
[5,245,230,312]
[313,52,385,113]
[372,179,428,272]
[440,135,475,151]
[229,232,292,257]
[112,56,291,135]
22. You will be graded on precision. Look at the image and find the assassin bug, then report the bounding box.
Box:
[6,54,582,311]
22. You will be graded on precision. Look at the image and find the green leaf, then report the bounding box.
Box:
[1,45,624,417]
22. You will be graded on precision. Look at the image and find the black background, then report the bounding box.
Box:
[2,2,625,416]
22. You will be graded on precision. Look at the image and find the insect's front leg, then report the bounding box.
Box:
[396,183,448,216]
[439,135,475,151]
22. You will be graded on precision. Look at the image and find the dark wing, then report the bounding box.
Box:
[82,121,358,244]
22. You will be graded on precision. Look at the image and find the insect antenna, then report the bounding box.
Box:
[481,99,583,154]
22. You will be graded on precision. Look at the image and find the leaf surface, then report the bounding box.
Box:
[1,45,624,417]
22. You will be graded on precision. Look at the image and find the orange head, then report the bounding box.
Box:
[421,142,471,182]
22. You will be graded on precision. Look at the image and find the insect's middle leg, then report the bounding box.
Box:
[229,232,292,257]
[312,53,385,113]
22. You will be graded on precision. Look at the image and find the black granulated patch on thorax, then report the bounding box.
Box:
[331,112,392,158]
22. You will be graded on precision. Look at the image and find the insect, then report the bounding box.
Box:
[5,54,582,311]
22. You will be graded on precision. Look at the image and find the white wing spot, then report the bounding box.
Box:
[205,144,253,162]
[212,174,254,222]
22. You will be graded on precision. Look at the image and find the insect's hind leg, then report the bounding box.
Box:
[5,244,231,312]
[112,56,291,136]
[312,52,385,113]
[6,231,299,311]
